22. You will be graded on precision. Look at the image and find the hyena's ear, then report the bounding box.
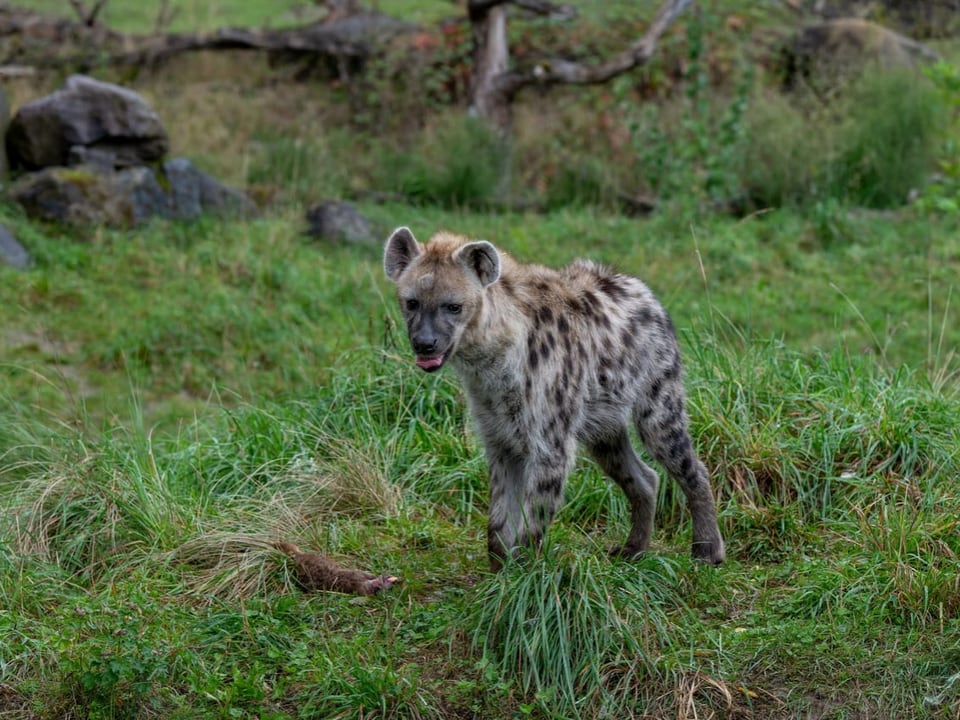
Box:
[454,241,501,288]
[384,227,422,282]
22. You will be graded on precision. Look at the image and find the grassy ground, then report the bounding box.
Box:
[1,201,958,718]
[2,2,960,718]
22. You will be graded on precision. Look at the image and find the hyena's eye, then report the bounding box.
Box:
[405,298,420,312]
[445,303,462,315]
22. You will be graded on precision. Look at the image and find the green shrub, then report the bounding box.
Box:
[738,90,823,208]
[830,69,947,207]
[914,61,960,214]
[383,115,508,209]
[544,155,621,211]
[245,131,360,204]
[742,68,948,210]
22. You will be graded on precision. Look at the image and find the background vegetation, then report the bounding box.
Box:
[1,1,959,718]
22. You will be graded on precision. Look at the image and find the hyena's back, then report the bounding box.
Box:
[539,259,685,436]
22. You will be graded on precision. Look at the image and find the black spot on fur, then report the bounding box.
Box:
[538,306,554,325]
[581,291,599,317]
[631,307,655,328]
[527,333,539,369]
[537,477,562,496]
[663,394,682,419]
[665,355,682,380]
[658,312,677,338]
[598,275,627,301]
[591,437,617,457]
[557,315,570,335]
[649,378,663,401]
[666,428,689,459]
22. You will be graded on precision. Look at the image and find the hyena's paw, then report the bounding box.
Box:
[608,542,647,561]
[691,537,725,566]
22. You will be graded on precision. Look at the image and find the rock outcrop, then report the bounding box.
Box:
[4,75,255,228]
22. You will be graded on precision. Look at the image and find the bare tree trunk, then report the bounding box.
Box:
[467,3,512,133]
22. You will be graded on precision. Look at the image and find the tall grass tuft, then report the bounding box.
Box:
[164,532,292,599]
[469,544,690,716]
[682,336,959,524]
[8,434,193,583]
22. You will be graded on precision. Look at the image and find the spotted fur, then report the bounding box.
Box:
[384,227,724,569]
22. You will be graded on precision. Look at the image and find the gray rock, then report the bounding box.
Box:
[7,160,256,228]
[0,224,29,269]
[782,18,939,91]
[6,167,115,226]
[6,74,169,171]
[115,165,172,225]
[162,157,204,220]
[163,157,258,220]
[67,145,120,172]
[304,200,373,243]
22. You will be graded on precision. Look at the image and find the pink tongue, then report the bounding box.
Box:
[416,355,444,370]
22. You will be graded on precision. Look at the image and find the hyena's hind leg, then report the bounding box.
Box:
[635,390,725,565]
[587,431,660,559]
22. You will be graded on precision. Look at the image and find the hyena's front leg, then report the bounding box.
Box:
[486,444,573,571]
[486,449,526,571]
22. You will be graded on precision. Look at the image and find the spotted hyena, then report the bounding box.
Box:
[383,227,725,569]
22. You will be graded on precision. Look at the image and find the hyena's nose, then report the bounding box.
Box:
[412,334,438,355]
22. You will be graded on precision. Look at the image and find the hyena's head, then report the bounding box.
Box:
[384,227,500,372]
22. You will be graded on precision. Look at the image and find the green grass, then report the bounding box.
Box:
[19,0,308,32]
[1,202,959,718]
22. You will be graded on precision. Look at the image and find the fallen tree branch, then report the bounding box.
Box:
[495,0,692,96]
[0,6,413,71]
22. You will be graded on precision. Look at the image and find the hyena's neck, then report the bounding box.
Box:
[452,271,529,379]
